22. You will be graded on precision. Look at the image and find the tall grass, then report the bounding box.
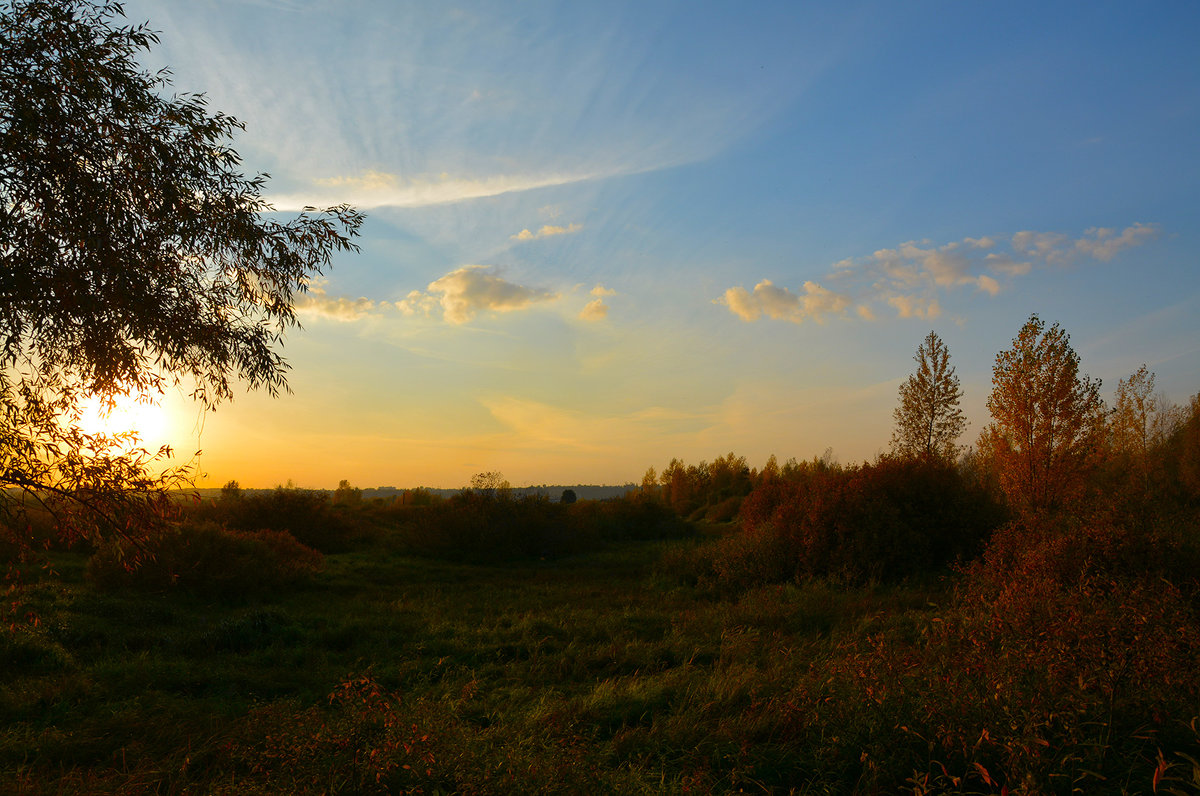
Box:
[3,493,1198,793]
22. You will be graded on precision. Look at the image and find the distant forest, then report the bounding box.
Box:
[193,484,637,503]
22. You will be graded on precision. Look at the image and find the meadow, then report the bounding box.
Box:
[2,472,1198,794]
[5,5,1199,793]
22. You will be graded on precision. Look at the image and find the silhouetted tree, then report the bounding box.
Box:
[333,479,362,506]
[0,0,362,544]
[890,331,965,462]
[639,467,659,501]
[980,315,1106,517]
[469,471,510,499]
[560,489,577,505]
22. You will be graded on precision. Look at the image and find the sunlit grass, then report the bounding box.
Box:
[3,527,1197,794]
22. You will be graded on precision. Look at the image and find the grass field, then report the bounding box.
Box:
[2,523,1198,794]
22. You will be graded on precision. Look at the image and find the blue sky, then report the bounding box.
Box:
[124,0,1200,488]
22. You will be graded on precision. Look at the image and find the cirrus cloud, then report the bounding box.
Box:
[270,169,603,211]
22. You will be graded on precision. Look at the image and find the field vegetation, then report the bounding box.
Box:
[3,369,1199,793]
[1,5,1198,791]
[3,319,1200,793]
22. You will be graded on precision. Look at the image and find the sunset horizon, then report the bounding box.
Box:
[108,0,1198,490]
[5,2,1200,789]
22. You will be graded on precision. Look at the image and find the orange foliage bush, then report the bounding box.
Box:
[755,519,1200,792]
[721,458,1004,585]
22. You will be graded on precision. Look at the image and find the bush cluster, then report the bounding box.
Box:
[712,457,1005,586]
[385,492,690,563]
[190,486,359,553]
[759,517,1200,793]
[86,521,323,597]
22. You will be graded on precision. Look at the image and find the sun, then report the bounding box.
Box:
[77,391,169,444]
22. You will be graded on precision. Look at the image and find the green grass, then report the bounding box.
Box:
[2,532,1196,794]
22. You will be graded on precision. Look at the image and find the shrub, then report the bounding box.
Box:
[733,518,1200,792]
[973,517,1200,599]
[192,486,358,553]
[86,520,323,597]
[388,492,570,563]
[770,573,1200,793]
[386,493,693,563]
[718,458,1005,586]
[566,497,692,543]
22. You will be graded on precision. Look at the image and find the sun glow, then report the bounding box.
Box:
[77,392,169,445]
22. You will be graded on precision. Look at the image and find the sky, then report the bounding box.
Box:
[117,0,1200,489]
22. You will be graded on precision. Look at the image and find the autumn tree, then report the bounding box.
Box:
[1174,393,1200,500]
[980,314,1106,517]
[0,0,362,544]
[758,454,780,483]
[1100,365,1194,526]
[890,331,966,462]
[1110,365,1185,459]
[638,466,659,501]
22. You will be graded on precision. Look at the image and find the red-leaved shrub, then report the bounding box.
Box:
[721,458,1004,586]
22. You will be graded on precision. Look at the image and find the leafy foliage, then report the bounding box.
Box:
[980,314,1106,518]
[717,457,1004,586]
[656,452,754,520]
[0,0,362,547]
[1111,365,1181,459]
[191,485,359,553]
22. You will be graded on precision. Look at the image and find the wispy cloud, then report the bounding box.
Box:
[269,170,603,211]
[480,396,711,455]
[512,222,583,241]
[397,265,558,324]
[1072,223,1159,261]
[1011,223,1159,264]
[720,223,1160,324]
[296,278,376,322]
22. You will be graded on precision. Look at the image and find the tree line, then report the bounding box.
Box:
[2,1,1197,578]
